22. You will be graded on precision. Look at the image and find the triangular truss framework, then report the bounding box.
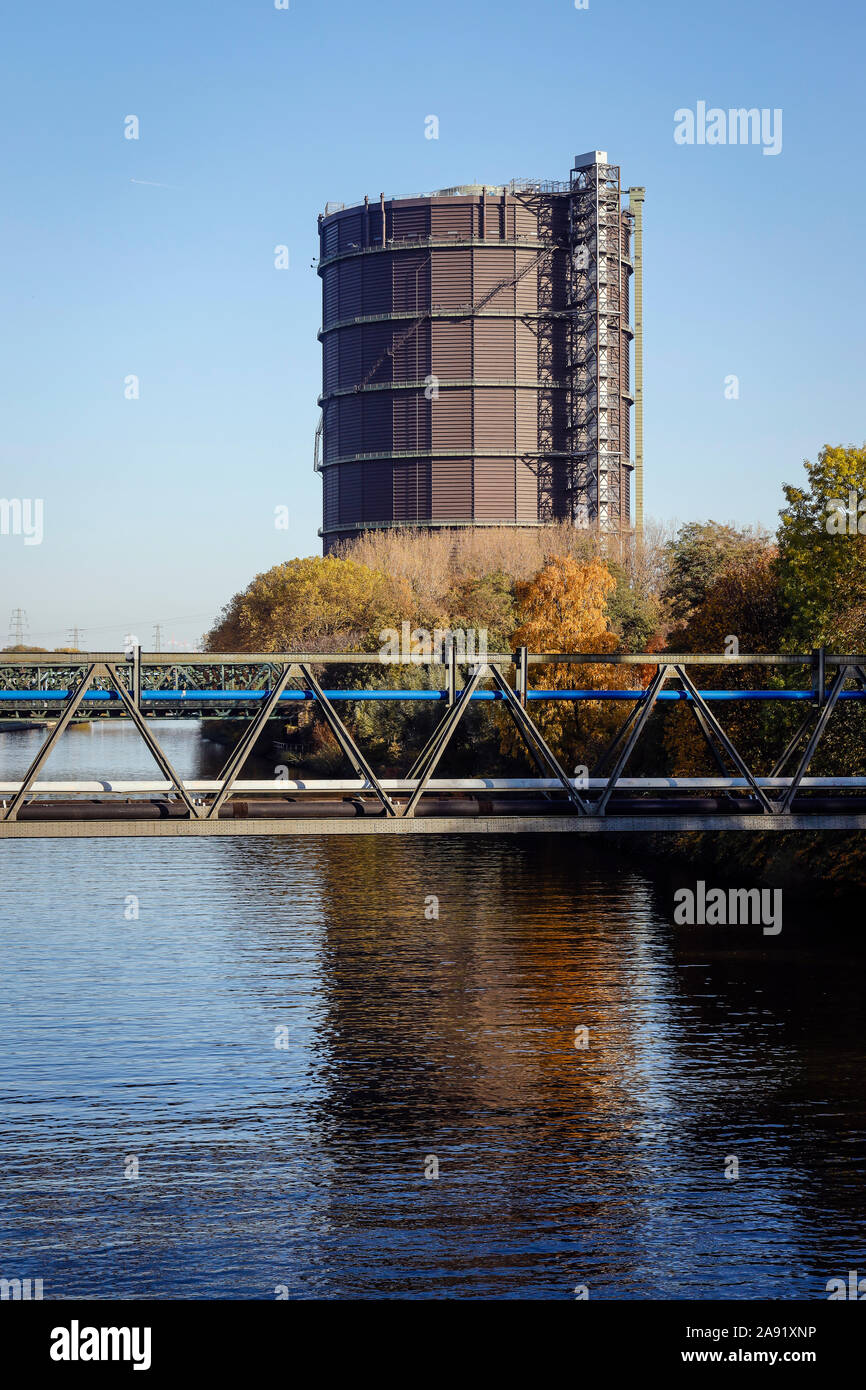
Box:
[3,659,863,823]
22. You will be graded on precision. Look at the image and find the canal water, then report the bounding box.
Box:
[1,722,864,1299]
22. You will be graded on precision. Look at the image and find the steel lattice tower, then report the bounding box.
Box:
[566,152,634,535]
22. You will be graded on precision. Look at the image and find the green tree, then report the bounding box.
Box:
[661,548,788,774]
[777,444,866,649]
[662,521,770,628]
[444,569,516,652]
[606,561,661,653]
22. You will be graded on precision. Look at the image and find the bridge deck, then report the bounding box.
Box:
[3,784,866,839]
[3,809,866,839]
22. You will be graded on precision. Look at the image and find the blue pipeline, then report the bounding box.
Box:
[2,689,865,704]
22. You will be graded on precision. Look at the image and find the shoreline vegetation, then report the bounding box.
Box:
[194,444,866,888]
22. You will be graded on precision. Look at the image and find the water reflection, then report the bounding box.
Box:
[0,726,864,1298]
[0,717,245,782]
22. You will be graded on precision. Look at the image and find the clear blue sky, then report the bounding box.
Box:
[1,0,863,649]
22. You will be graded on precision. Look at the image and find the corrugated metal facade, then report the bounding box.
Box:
[317,186,632,550]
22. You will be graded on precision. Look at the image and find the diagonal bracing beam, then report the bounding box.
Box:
[401,664,488,818]
[104,665,202,818]
[591,695,645,777]
[770,711,816,778]
[777,665,852,814]
[594,664,673,816]
[2,664,100,821]
[673,665,777,814]
[407,704,453,782]
[298,663,397,816]
[407,669,554,797]
[688,698,734,778]
[205,664,297,820]
[770,658,837,777]
[487,665,591,814]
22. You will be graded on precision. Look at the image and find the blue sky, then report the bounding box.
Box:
[0,0,863,649]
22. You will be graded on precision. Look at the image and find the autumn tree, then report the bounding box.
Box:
[777,444,866,650]
[204,556,415,654]
[500,555,624,768]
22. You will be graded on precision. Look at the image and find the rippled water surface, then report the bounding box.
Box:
[1,724,864,1298]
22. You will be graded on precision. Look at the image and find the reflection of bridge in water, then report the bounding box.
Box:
[2,647,866,837]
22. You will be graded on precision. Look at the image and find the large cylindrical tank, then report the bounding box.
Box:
[317,180,632,551]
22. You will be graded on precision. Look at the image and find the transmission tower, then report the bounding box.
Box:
[8,608,28,646]
[152,624,163,653]
[67,626,85,650]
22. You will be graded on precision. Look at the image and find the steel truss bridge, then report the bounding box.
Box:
[1,648,865,838]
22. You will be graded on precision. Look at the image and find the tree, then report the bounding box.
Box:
[777,444,866,649]
[502,555,624,766]
[606,561,661,653]
[661,549,787,774]
[445,569,516,652]
[204,556,415,654]
[672,548,783,655]
[662,521,771,628]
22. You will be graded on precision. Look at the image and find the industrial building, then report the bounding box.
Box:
[316,152,644,552]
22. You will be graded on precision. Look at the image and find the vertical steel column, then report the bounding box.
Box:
[445,638,456,708]
[628,186,645,533]
[516,646,528,708]
[812,646,826,708]
[132,644,141,709]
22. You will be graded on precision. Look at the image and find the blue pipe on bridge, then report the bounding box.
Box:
[1,689,865,704]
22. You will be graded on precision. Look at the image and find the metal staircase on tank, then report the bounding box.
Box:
[566,155,628,537]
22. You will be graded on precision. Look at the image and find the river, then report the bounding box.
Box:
[1,721,864,1298]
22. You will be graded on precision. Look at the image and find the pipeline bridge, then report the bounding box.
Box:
[1,647,865,838]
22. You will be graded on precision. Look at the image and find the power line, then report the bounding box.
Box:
[18,612,216,642]
[7,609,28,646]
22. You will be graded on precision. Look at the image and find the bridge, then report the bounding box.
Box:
[1,647,865,838]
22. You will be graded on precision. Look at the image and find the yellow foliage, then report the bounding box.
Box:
[205,556,415,653]
[502,556,627,767]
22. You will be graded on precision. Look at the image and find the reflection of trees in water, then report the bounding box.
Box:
[217,827,866,1293]
[637,867,866,1282]
[282,835,685,1277]
[306,837,645,1113]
